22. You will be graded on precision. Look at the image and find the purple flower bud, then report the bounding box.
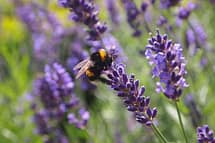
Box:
[197,125,215,143]
[152,108,157,118]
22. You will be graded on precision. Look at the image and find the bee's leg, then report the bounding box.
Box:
[97,77,111,85]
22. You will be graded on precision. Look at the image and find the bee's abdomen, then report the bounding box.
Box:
[86,66,102,81]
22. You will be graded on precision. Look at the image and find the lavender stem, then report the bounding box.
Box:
[151,123,168,143]
[175,101,188,143]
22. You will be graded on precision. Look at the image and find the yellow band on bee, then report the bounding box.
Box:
[86,70,94,77]
[99,49,107,62]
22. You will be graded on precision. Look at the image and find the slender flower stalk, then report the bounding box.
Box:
[175,101,188,143]
[151,123,168,143]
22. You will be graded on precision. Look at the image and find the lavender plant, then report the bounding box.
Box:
[107,64,157,126]
[143,30,189,142]
[32,63,89,142]
[105,64,168,143]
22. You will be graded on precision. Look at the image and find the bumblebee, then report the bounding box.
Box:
[73,49,113,81]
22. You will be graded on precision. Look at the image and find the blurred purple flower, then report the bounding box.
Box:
[185,28,199,55]
[121,0,142,37]
[157,15,173,32]
[184,94,202,128]
[141,2,148,12]
[178,2,196,20]
[105,0,120,25]
[211,0,215,5]
[185,21,207,54]
[144,30,188,100]
[16,2,64,61]
[192,22,207,45]
[150,0,156,4]
[160,0,181,9]
[107,64,157,126]
[197,125,215,143]
[200,57,208,68]
[32,63,89,142]
[157,15,168,27]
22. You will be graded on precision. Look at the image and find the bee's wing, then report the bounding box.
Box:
[73,58,90,70]
[75,60,93,79]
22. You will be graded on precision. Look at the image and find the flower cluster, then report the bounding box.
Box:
[32,63,89,142]
[178,2,196,20]
[107,64,157,126]
[58,0,107,41]
[16,2,64,61]
[197,125,215,143]
[121,0,141,36]
[144,30,188,100]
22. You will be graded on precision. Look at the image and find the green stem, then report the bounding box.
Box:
[151,123,168,143]
[152,127,163,143]
[174,101,188,143]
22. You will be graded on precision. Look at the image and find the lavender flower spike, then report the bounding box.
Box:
[32,63,90,142]
[197,125,215,143]
[107,64,157,126]
[121,0,141,37]
[58,0,107,41]
[144,30,188,101]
